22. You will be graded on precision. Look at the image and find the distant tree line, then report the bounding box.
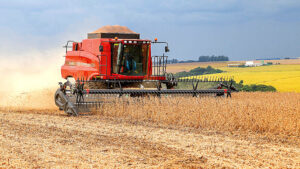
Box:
[167,55,229,64]
[167,59,179,64]
[198,55,229,62]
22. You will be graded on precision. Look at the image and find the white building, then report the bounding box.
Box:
[245,61,254,66]
[245,61,263,67]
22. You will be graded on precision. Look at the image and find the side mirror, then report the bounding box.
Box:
[165,46,170,52]
[99,45,103,52]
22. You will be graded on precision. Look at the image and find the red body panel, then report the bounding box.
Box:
[61,38,166,81]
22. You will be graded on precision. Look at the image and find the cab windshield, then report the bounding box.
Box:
[111,43,149,76]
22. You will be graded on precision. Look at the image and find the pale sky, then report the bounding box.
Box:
[0,0,300,61]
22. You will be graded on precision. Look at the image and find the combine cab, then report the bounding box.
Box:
[55,25,235,116]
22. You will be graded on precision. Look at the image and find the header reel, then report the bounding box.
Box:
[54,76,236,116]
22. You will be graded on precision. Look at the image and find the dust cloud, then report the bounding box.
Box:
[0,49,65,109]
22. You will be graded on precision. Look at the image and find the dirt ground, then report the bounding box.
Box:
[0,110,299,168]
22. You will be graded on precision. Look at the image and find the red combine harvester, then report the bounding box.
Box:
[55,25,235,116]
[61,25,168,85]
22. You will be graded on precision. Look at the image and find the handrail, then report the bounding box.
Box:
[63,40,77,53]
[152,55,168,77]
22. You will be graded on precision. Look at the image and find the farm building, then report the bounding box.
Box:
[245,61,263,67]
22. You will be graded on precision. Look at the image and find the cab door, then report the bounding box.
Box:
[111,43,123,74]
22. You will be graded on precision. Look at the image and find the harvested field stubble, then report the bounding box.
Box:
[1,90,299,168]
[96,92,300,137]
[1,90,299,138]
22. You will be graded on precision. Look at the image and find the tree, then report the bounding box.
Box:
[198,55,229,62]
